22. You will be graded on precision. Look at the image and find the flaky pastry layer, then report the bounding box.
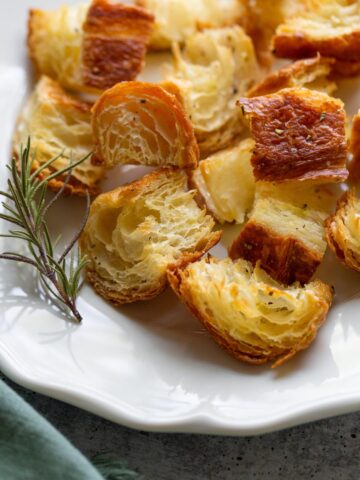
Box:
[80,168,221,304]
[168,256,333,367]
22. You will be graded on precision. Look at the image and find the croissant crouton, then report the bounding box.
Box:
[80,168,221,304]
[325,189,360,272]
[245,0,308,66]
[273,0,360,64]
[167,26,259,156]
[28,1,154,92]
[189,138,255,224]
[135,0,246,50]
[13,76,105,196]
[349,109,360,181]
[92,81,199,168]
[240,87,348,183]
[168,256,333,367]
[332,59,360,76]
[229,182,334,284]
[248,56,336,97]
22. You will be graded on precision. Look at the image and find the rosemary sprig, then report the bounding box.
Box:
[0,138,91,323]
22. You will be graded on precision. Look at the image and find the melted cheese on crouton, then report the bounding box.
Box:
[168,256,333,367]
[190,138,255,224]
[80,169,220,304]
[167,26,259,155]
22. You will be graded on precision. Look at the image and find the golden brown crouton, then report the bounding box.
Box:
[13,76,105,196]
[136,0,246,50]
[80,168,221,304]
[240,87,348,183]
[332,59,360,76]
[349,109,360,181]
[28,0,154,92]
[248,56,336,97]
[229,182,334,284]
[189,138,255,224]
[91,81,199,169]
[168,256,333,367]
[244,0,309,66]
[167,26,259,156]
[273,0,360,64]
[326,189,360,272]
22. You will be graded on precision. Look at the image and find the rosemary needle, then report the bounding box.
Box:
[0,138,91,323]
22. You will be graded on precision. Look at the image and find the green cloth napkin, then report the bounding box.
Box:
[0,378,105,480]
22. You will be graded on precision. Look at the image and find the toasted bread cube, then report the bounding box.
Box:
[273,0,360,63]
[229,183,334,284]
[136,0,246,50]
[80,169,221,304]
[248,56,336,97]
[13,76,105,196]
[189,138,255,224]
[168,256,333,367]
[28,1,154,92]
[167,26,259,156]
[326,189,360,272]
[240,87,348,183]
[92,81,199,169]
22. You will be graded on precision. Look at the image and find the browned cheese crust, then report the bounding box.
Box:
[247,56,335,97]
[325,189,360,272]
[240,88,348,183]
[82,0,154,89]
[229,222,322,285]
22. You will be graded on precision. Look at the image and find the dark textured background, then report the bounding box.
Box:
[2,373,360,479]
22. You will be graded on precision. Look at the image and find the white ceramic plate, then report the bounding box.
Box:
[2,0,360,436]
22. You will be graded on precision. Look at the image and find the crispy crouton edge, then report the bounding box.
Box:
[167,256,333,368]
[82,0,154,89]
[80,168,221,305]
[229,221,323,285]
[325,189,360,273]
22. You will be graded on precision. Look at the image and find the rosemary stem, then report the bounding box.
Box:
[42,269,82,323]
[0,140,90,323]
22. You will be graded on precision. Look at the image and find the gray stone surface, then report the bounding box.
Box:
[2,373,360,479]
